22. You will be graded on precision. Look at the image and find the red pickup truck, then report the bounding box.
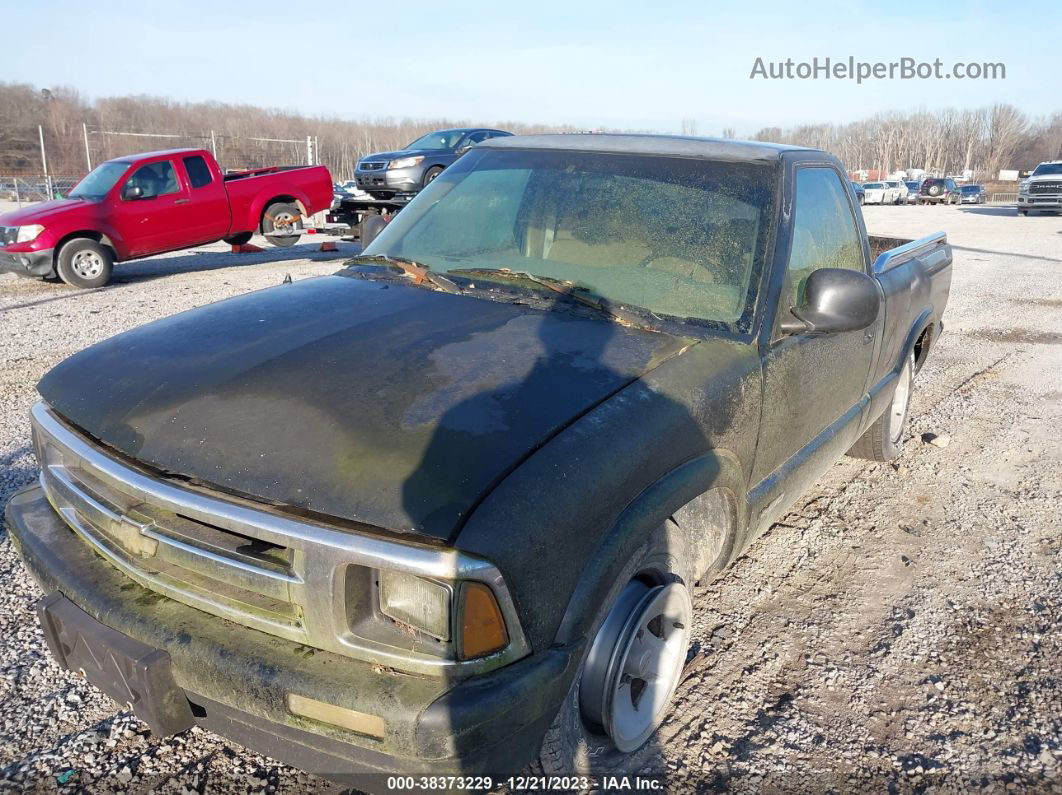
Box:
[0,149,333,287]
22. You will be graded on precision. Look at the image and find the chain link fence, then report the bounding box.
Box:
[83,128,319,173]
[0,174,83,205]
[2,127,326,207]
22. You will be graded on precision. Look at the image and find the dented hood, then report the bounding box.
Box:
[37,275,690,541]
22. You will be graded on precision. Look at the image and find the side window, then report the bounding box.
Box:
[183,155,213,189]
[781,167,864,317]
[123,161,179,200]
[463,131,490,146]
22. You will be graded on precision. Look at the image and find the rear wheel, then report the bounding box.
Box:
[537,528,692,776]
[358,214,387,248]
[848,349,914,461]
[262,202,302,248]
[56,238,113,288]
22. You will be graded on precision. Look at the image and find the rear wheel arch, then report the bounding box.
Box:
[551,449,747,648]
[912,322,935,372]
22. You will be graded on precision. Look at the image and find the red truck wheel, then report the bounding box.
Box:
[262,202,302,248]
[56,238,113,289]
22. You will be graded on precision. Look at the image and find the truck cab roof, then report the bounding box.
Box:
[110,148,209,164]
[480,133,815,162]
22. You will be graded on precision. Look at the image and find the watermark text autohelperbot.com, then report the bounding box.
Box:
[750,56,1005,83]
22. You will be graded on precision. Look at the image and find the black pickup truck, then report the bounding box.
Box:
[7,134,951,787]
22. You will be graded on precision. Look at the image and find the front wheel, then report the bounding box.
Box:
[56,238,113,288]
[537,530,692,776]
[262,202,302,248]
[848,349,914,461]
[1017,208,1029,216]
[422,166,444,188]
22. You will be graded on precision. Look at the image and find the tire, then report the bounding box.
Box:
[859,194,865,206]
[56,238,113,288]
[223,231,253,246]
[848,349,915,461]
[1017,208,1028,216]
[262,202,302,248]
[422,166,444,188]
[536,525,693,776]
[358,214,388,248]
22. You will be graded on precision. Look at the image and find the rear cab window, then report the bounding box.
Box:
[183,155,214,189]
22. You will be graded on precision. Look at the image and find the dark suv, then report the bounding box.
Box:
[918,177,960,205]
[354,128,512,199]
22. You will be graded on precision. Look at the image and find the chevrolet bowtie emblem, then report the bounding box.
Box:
[108,510,159,558]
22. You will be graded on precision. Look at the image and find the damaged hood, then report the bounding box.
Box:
[37,275,691,542]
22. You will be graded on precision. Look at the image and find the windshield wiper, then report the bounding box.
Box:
[346,254,461,294]
[447,267,659,329]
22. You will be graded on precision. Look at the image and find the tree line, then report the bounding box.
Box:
[0,82,580,178]
[2,81,1059,181]
[752,105,1062,180]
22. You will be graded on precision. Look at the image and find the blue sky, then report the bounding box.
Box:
[3,0,1057,134]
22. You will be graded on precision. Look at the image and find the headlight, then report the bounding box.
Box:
[389,155,425,170]
[377,570,510,659]
[16,225,44,243]
[379,570,452,641]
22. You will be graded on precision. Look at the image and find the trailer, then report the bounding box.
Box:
[328,192,414,246]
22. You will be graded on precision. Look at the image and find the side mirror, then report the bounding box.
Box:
[779,267,880,335]
[123,184,143,200]
[456,145,472,155]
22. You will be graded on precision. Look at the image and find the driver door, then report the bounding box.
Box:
[112,159,189,257]
[749,165,882,527]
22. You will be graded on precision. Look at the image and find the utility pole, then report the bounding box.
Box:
[83,122,92,171]
[38,125,52,197]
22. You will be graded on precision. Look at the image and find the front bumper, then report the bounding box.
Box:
[1018,194,1062,208]
[6,483,577,785]
[355,166,423,195]
[0,246,54,277]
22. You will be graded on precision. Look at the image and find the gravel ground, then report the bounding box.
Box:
[0,206,1060,793]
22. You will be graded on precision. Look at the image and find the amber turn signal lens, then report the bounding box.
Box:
[459,582,509,659]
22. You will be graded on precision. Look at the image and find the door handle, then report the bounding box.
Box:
[173,198,190,204]
[863,332,875,344]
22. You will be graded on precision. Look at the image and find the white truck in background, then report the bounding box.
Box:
[1017,160,1062,216]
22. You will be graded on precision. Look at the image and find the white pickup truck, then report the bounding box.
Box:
[1017,160,1062,216]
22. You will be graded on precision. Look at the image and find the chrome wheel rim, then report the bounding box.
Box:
[271,211,299,235]
[71,250,103,279]
[889,356,913,443]
[580,581,691,753]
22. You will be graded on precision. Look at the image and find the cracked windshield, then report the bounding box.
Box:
[363,148,776,327]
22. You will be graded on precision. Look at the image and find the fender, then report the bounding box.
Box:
[552,448,747,648]
[53,230,126,263]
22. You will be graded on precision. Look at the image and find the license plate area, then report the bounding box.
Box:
[36,593,195,736]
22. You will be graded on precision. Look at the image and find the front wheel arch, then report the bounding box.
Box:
[51,230,118,272]
[551,449,746,649]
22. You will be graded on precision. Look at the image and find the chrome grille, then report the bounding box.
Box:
[1030,181,1062,194]
[0,226,16,245]
[30,402,530,675]
[358,161,387,171]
